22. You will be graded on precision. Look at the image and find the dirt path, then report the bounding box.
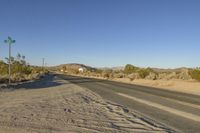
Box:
[0,74,174,133]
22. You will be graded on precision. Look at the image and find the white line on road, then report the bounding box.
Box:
[162,97,200,110]
[97,82,200,110]
[96,82,112,87]
[117,93,200,122]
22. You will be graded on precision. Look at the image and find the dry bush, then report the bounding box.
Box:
[145,72,157,80]
[0,54,48,83]
[113,72,124,78]
[137,68,152,79]
[128,73,140,81]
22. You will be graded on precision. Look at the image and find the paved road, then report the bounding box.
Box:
[58,74,200,133]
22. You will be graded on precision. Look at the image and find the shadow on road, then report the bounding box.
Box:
[59,75,104,84]
[1,74,102,91]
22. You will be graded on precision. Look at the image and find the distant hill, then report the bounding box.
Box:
[57,63,97,72]
[56,63,189,72]
[99,66,124,71]
[111,66,125,71]
[54,63,191,73]
[151,67,189,73]
[51,63,199,81]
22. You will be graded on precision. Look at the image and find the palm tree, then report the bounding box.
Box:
[4,36,15,85]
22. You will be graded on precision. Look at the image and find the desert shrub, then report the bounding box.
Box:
[157,73,168,80]
[0,53,48,83]
[124,64,139,74]
[177,69,191,80]
[157,72,178,80]
[189,69,200,81]
[95,69,103,74]
[145,72,157,80]
[102,73,110,79]
[32,67,44,73]
[128,73,140,81]
[113,72,124,78]
[137,68,154,79]
[22,66,32,74]
[102,69,113,79]
[11,61,32,75]
[137,69,148,79]
[0,61,8,75]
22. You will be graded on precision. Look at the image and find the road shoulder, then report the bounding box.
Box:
[0,74,176,132]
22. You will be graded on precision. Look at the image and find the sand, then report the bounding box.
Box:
[0,75,173,133]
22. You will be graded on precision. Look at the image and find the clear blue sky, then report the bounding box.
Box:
[0,0,199,68]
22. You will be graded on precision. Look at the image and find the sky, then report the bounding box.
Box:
[0,0,200,68]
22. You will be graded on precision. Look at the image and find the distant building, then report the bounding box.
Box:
[78,67,84,73]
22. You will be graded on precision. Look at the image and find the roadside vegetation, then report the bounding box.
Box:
[58,64,200,82]
[189,68,200,81]
[0,53,48,83]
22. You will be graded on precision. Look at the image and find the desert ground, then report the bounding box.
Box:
[0,74,173,133]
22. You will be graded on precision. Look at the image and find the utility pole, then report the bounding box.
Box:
[4,36,15,85]
[42,58,45,71]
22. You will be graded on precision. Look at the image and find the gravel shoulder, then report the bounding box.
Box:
[0,74,175,133]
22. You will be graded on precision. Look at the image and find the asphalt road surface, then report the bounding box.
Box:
[58,74,200,133]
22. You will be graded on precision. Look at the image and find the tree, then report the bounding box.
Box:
[124,64,139,74]
[21,55,26,65]
[17,53,21,61]
[5,56,14,64]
